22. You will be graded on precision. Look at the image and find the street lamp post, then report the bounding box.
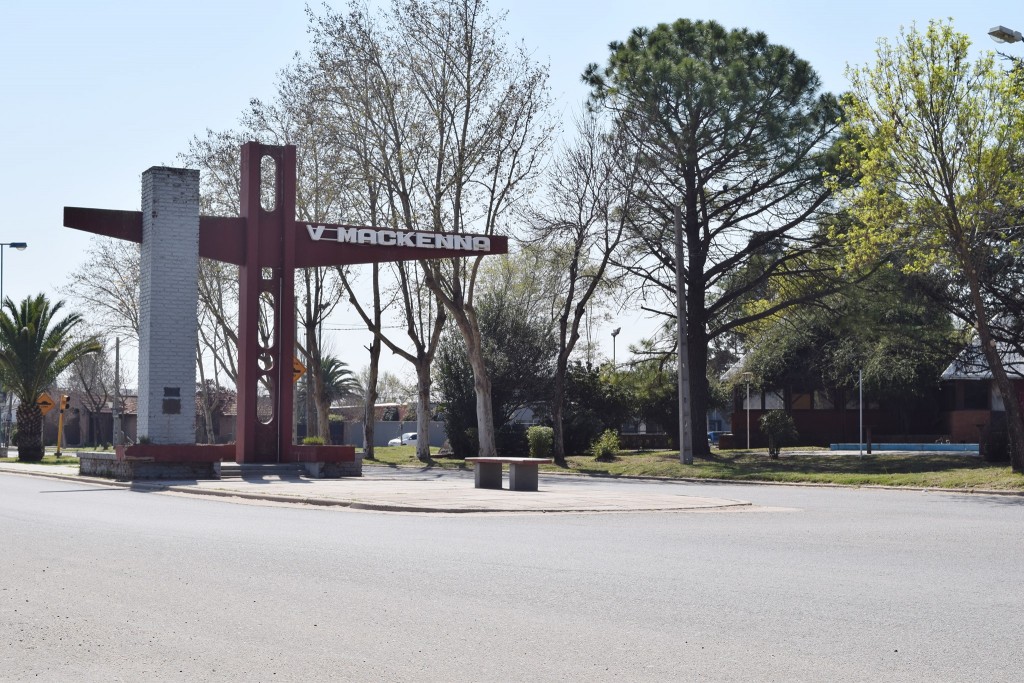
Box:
[611,327,621,367]
[0,242,28,306]
[741,372,753,450]
[0,242,27,450]
[989,25,1023,43]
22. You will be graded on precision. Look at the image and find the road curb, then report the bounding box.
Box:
[364,464,1024,497]
[0,466,750,513]
[3,463,1023,506]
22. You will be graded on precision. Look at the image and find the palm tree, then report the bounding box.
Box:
[310,355,362,443]
[0,294,99,461]
[319,356,362,405]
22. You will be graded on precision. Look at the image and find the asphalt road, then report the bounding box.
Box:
[2,471,1022,682]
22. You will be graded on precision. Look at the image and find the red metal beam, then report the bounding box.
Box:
[64,207,143,243]
[65,207,247,265]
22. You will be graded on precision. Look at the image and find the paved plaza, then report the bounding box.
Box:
[0,460,750,513]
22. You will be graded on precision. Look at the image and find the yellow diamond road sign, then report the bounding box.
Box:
[37,392,55,416]
[293,356,306,383]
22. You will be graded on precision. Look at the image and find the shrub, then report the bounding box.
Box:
[590,429,620,461]
[981,425,1009,463]
[527,426,554,458]
[496,423,527,457]
[302,436,326,446]
[563,411,604,456]
[447,428,479,459]
[759,410,798,459]
[137,435,152,445]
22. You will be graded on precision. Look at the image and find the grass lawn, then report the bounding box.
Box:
[4,445,1019,491]
[364,446,1024,491]
[363,445,470,470]
[0,454,81,466]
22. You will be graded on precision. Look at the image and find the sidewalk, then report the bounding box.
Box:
[0,460,751,514]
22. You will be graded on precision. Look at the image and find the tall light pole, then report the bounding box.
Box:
[0,241,28,306]
[611,327,621,367]
[859,369,864,459]
[989,25,1023,43]
[0,242,26,450]
[741,372,753,450]
[674,205,693,464]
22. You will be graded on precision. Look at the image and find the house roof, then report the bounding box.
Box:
[941,342,1024,380]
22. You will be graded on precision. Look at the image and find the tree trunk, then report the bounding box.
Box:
[363,348,380,458]
[197,344,215,444]
[363,266,383,458]
[308,325,333,445]
[16,402,43,462]
[464,334,497,459]
[415,362,432,462]
[551,354,568,466]
[316,396,331,445]
[966,272,1024,472]
[311,336,331,445]
[687,323,711,458]
[304,323,317,440]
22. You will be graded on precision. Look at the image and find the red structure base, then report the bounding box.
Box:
[288,445,357,463]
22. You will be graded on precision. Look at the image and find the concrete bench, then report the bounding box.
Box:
[465,457,552,492]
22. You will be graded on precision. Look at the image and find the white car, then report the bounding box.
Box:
[388,432,418,447]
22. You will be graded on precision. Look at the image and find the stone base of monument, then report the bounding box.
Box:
[79,445,230,481]
[289,445,363,478]
[77,444,361,481]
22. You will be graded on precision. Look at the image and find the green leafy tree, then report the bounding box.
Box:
[434,290,557,458]
[617,347,680,446]
[558,361,633,456]
[0,295,99,461]
[835,19,1024,471]
[584,19,842,457]
[742,265,962,433]
[759,410,797,459]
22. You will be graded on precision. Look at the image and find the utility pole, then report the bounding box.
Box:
[859,369,863,459]
[113,337,122,446]
[674,205,693,464]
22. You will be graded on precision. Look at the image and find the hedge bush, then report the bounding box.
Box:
[527,426,553,458]
[590,429,620,461]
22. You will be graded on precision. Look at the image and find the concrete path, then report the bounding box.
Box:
[0,461,749,513]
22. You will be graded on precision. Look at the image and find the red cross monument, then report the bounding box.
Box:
[65,142,506,479]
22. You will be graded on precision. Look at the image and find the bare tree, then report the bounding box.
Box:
[337,260,446,461]
[182,69,359,444]
[529,113,632,464]
[62,238,141,342]
[308,0,554,458]
[67,336,116,446]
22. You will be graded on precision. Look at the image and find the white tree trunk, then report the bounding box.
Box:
[415,363,433,462]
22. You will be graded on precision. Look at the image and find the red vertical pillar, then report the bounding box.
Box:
[235,142,297,463]
[278,146,297,462]
[236,143,261,463]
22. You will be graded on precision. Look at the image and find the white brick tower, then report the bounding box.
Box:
[137,167,200,444]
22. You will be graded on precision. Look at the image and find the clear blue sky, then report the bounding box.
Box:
[1,0,1020,378]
